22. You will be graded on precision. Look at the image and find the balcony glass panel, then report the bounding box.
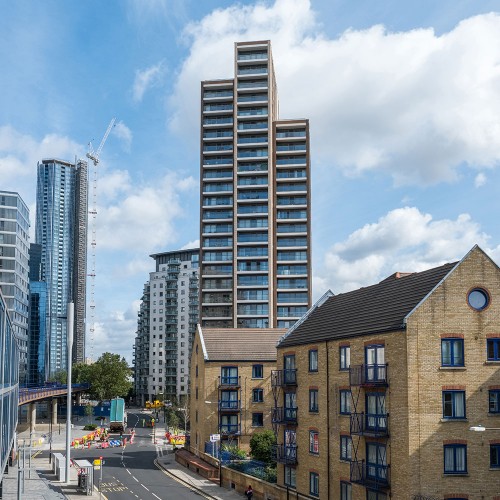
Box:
[238,275,269,286]
[277,251,307,261]
[203,196,233,206]
[237,51,268,60]
[237,204,268,214]
[277,169,307,179]
[203,156,233,166]
[277,237,308,247]
[276,156,307,165]
[203,143,233,152]
[237,304,269,315]
[237,176,268,186]
[202,251,233,261]
[237,261,268,272]
[237,79,268,89]
[277,278,308,289]
[238,107,268,116]
[238,218,268,229]
[238,162,268,172]
[277,306,308,317]
[202,292,232,304]
[203,116,233,125]
[238,190,268,200]
[238,148,268,158]
[203,237,233,248]
[202,306,232,317]
[277,183,307,192]
[237,289,269,300]
[204,103,233,112]
[203,224,232,234]
[277,142,306,151]
[238,134,268,143]
[277,223,307,233]
[203,169,233,179]
[238,318,269,327]
[203,264,233,275]
[202,209,233,219]
[276,129,306,138]
[277,209,307,219]
[203,278,233,289]
[238,121,268,130]
[277,264,307,275]
[277,292,308,303]
[238,65,267,75]
[277,196,307,206]
[237,246,268,257]
[237,232,268,243]
[238,93,268,102]
[203,183,233,192]
[203,129,233,139]
[204,90,233,99]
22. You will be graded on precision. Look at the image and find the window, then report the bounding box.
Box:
[284,466,296,487]
[340,346,350,370]
[309,472,319,497]
[443,391,466,419]
[491,444,500,468]
[340,481,352,500]
[309,430,319,454]
[340,435,352,461]
[309,389,319,412]
[489,390,500,413]
[365,344,386,382]
[444,444,467,474]
[367,492,387,500]
[340,390,351,414]
[442,338,464,367]
[252,413,263,427]
[487,338,500,361]
[221,366,238,385]
[309,349,318,372]
[252,388,264,403]
[468,288,489,310]
[252,364,263,379]
[367,442,388,482]
[366,393,387,431]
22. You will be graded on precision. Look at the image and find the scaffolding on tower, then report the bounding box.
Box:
[86,118,116,361]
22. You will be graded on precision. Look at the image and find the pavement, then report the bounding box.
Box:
[2,421,243,499]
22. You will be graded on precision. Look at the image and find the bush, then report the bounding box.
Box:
[83,424,98,430]
[222,443,246,459]
[249,429,276,463]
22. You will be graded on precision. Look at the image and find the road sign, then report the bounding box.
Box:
[210,434,220,442]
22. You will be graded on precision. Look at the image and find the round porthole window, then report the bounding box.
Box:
[468,288,489,311]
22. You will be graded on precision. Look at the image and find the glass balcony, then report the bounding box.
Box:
[237,51,268,61]
[273,445,298,465]
[238,65,267,75]
[271,369,297,387]
[349,364,388,386]
[237,79,268,89]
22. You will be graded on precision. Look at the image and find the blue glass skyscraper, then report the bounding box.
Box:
[35,159,88,378]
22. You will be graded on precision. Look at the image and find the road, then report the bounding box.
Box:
[69,410,205,499]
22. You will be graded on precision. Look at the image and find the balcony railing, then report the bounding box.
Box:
[271,369,297,387]
[219,423,241,435]
[219,400,241,411]
[350,460,390,490]
[350,412,389,437]
[273,445,298,465]
[218,375,241,388]
[272,406,298,425]
[349,364,388,386]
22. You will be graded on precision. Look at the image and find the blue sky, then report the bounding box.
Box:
[1,0,499,363]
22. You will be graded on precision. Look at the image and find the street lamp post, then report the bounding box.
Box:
[65,303,74,484]
[205,400,222,487]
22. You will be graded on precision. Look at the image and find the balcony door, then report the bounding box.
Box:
[366,393,387,431]
[366,442,387,482]
[365,345,385,382]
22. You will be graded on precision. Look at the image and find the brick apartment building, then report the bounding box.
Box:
[189,326,285,456]
[272,245,500,500]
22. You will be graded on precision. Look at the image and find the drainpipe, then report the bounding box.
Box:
[326,340,331,500]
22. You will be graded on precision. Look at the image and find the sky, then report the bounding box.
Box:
[1,0,499,364]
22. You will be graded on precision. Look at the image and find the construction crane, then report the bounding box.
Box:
[86,118,116,361]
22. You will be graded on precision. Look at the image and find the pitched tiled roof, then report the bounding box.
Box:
[279,262,457,348]
[201,328,286,361]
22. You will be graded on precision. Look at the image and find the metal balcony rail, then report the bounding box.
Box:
[350,460,390,490]
[350,412,389,437]
[349,364,388,386]
[271,369,297,387]
[273,444,298,464]
[272,406,298,424]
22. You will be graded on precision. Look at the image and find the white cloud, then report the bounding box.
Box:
[474,172,487,187]
[96,171,194,252]
[133,61,166,102]
[170,0,500,186]
[315,206,499,296]
[181,239,199,250]
[112,121,133,152]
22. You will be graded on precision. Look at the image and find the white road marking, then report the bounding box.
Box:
[152,494,161,500]
[141,484,150,491]
[132,476,139,482]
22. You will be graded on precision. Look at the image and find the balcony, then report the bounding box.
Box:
[218,375,241,388]
[273,445,298,465]
[349,364,388,386]
[219,423,241,436]
[219,400,241,412]
[271,369,297,387]
[350,460,390,490]
[272,406,298,425]
[350,412,389,437]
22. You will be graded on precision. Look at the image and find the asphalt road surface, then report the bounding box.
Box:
[69,411,205,499]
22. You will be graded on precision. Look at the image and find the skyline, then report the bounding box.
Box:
[1,0,499,363]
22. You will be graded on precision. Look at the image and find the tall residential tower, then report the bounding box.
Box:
[200,40,311,329]
[35,158,88,378]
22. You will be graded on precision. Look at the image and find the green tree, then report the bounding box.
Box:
[73,353,131,401]
[250,430,276,463]
[84,403,94,423]
[49,370,67,385]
